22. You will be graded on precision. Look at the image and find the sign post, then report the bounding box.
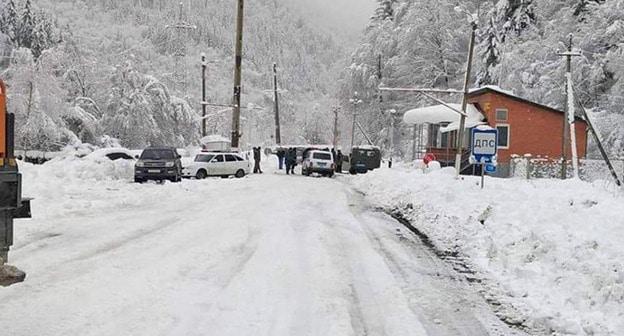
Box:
[470,126,498,189]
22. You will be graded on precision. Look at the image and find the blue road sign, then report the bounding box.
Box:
[471,127,499,165]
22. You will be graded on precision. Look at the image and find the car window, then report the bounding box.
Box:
[313,152,332,160]
[140,149,174,160]
[225,154,237,162]
[212,155,225,163]
[195,154,215,162]
[235,155,245,161]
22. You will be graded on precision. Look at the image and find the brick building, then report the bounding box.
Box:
[403,86,588,176]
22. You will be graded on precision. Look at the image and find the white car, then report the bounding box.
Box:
[184,152,250,179]
[301,150,335,177]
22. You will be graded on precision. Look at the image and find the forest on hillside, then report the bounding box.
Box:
[2,0,624,158]
[341,0,624,158]
[0,0,343,150]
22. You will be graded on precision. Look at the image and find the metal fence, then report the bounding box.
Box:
[510,155,624,183]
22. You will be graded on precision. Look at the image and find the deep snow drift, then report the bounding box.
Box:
[350,164,624,335]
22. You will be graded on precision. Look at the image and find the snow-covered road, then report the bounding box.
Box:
[1,164,525,336]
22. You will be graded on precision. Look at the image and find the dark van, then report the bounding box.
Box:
[349,146,381,174]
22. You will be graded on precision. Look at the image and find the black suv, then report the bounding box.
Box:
[134,147,183,183]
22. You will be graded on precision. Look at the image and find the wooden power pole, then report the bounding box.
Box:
[201,53,207,137]
[273,63,281,145]
[454,22,477,177]
[557,34,581,179]
[231,0,244,149]
[332,107,340,149]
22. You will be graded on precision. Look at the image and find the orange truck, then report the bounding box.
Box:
[0,79,5,161]
[0,79,30,276]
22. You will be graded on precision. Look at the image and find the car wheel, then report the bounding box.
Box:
[349,168,357,175]
[196,169,207,180]
[134,177,143,183]
[235,169,245,178]
[328,172,334,178]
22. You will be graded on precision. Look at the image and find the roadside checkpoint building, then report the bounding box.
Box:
[403,86,589,177]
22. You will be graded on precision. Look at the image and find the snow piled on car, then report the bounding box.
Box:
[20,148,135,182]
[350,166,624,335]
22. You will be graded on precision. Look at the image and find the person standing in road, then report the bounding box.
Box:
[277,148,285,170]
[253,147,263,174]
[285,147,296,175]
[336,150,343,173]
[289,148,297,175]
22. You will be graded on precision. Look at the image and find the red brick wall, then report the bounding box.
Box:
[468,92,588,164]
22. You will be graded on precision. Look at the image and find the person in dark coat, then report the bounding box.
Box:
[253,147,263,174]
[277,148,285,170]
[289,148,297,174]
[336,150,343,173]
[285,147,296,175]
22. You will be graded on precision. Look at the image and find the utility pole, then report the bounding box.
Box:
[349,93,362,150]
[272,63,281,145]
[411,125,417,161]
[557,34,582,179]
[231,0,244,149]
[454,22,477,177]
[166,2,195,95]
[201,53,207,137]
[332,107,340,149]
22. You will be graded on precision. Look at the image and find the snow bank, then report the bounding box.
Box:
[20,153,134,183]
[349,168,624,335]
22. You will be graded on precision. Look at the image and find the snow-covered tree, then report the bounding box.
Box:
[0,0,18,42]
[16,0,34,48]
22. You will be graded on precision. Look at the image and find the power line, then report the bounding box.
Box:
[166,2,196,96]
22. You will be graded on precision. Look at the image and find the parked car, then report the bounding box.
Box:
[183,152,250,179]
[301,149,335,177]
[134,147,183,183]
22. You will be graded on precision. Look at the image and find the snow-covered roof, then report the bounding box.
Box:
[200,135,231,144]
[403,103,485,133]
[469,85,516,97]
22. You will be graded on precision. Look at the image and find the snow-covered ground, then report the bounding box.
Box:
[0,157,525,336]
[350,164,624,335]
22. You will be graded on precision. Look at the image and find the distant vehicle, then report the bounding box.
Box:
[349,146,381,174]
[271,145,332,164]
[183,152,250,179]
[301,149,335,177]
[134,147,183,183]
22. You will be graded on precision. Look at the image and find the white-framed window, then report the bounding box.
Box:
[497,124,510,149]
[496,108,508,121]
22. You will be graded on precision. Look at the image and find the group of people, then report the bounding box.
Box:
[253,146,345,175]
[276,148,298,175]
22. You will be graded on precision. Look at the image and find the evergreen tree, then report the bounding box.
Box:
[498,0,536,37]
[477,16,502,85]
[0,0,18,42]
[17,0,35,48]
[573,0,605,17]
[374,0,397,21]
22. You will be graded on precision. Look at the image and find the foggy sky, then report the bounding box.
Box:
[282,0,377,43]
